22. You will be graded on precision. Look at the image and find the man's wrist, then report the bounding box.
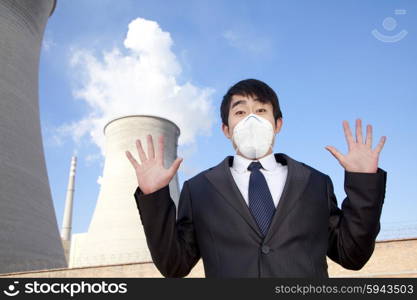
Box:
[344,167,384,175]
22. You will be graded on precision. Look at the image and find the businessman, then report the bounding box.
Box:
[126,79,387,278]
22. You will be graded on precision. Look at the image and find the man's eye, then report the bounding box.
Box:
[257,108,267,113]
[235,111,245,115]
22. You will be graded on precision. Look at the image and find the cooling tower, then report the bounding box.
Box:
[70,115,180,267]
[0,0,67,273]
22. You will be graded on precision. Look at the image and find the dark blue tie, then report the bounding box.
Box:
[247,161,276,236]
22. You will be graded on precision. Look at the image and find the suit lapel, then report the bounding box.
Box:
[204,156,263,238]
[204,153,312,242]
[263,153,312,244]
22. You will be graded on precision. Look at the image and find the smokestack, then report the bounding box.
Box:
[69,115,180,267]
[0,0,67,274]
[61,156,77,261]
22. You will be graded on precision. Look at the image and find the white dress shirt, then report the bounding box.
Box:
[230,153,288,208]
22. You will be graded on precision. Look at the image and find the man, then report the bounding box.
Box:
[126,79,387,278]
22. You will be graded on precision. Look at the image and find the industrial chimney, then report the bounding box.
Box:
[69,115,180,267]
[61,156,77,262]
[0,0,67,273]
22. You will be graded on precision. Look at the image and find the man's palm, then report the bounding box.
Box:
[126,135,182,194]
[325,119,386,173]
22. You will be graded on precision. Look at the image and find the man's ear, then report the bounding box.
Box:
[222,123,232,139]
[274,118,283,134]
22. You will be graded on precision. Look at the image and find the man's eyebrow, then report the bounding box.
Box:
[231,99,247,109]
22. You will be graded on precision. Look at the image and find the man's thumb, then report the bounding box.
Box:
[169,157,183,175]
[325,145,343,161]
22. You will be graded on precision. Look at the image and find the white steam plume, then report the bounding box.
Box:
[61,18,215,154]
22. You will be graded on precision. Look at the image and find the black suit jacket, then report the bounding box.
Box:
[134,153,387,278]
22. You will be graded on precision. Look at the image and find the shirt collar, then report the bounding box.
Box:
[232,153,280,173]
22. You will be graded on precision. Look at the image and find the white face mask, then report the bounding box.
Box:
[232,114,274,159]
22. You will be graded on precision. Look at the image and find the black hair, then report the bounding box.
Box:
[220,78,282,126]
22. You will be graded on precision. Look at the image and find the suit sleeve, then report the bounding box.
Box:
[326,168,387,270]
[134,180,201,277]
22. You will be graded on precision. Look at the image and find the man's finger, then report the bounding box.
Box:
[147,134,155,159]
[125,151,140,168]
[136,139,147,163]
[168,157,183,176]
[365,124,372,147]
[374,136,387,154]
[355,118,363,144]
[157,135,164,163]
[325,146,344,162]
[342,120,354,150]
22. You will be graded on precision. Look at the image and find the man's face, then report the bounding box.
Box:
[222,94,283,156]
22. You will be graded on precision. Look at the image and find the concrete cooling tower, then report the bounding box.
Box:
[0,0,67,274]
[70,115,181,267]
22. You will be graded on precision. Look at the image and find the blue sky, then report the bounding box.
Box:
[39,0,417,240]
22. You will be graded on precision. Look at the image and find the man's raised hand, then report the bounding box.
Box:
[126,134,183,195]
[325,119,386,173]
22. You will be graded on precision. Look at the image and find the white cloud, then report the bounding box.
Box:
[85,153,101,165]
[222,29,271,54]
[61,18,215,154]
[42,36,56,52]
